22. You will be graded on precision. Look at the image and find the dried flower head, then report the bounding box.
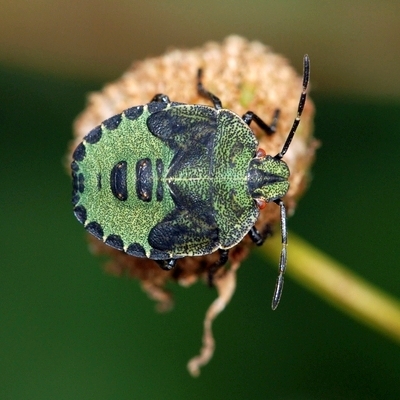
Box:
[67,35,317,376]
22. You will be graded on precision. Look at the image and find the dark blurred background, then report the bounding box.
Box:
[1,1,400,399]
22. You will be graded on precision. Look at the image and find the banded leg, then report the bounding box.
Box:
[197,69,223,110]
[208,249,229,286]
[242,109,280,136]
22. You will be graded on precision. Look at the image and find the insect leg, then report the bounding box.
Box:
[208,249,229,286]
[242,109,280,136]
[197,69,223,110]
[150,94,171,103]
[155,258,177,271]
[248,224,273,246]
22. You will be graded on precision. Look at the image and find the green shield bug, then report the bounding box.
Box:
[72,55,310,310]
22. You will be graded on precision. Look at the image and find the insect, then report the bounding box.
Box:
[72,55,310,309]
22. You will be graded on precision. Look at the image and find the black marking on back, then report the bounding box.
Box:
[103,113,122,130]
[73,142,86,162]
[147,104,217,150]
[72,172,78,194]
[105,234,124,251]
[126,242,146,257]
[71,161,79,172]
[124,105,144,120]
[97,173,102,190]
[110,161,128,201]
[148,101,168,113]
[148,207,219,255]
[71,161,84,206]
[74,205,87,224]
[85,126,102,144]
[77,173,85,193]
[136,158,153,202]
[156,158,164,201]
[149,248,173,260]
[85,221,104,240]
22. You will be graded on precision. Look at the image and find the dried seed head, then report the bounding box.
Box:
[67,35,317,375]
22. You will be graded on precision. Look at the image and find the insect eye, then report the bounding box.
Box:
[255,198,267,210]
[256,148,267,158]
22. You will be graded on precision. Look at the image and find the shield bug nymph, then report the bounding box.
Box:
[72,55,310,309]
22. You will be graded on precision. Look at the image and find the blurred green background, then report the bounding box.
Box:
[1,1,400,399]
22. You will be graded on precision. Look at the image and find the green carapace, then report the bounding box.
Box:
[72,56,310,309]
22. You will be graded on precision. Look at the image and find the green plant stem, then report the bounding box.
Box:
[262,231,400,343]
